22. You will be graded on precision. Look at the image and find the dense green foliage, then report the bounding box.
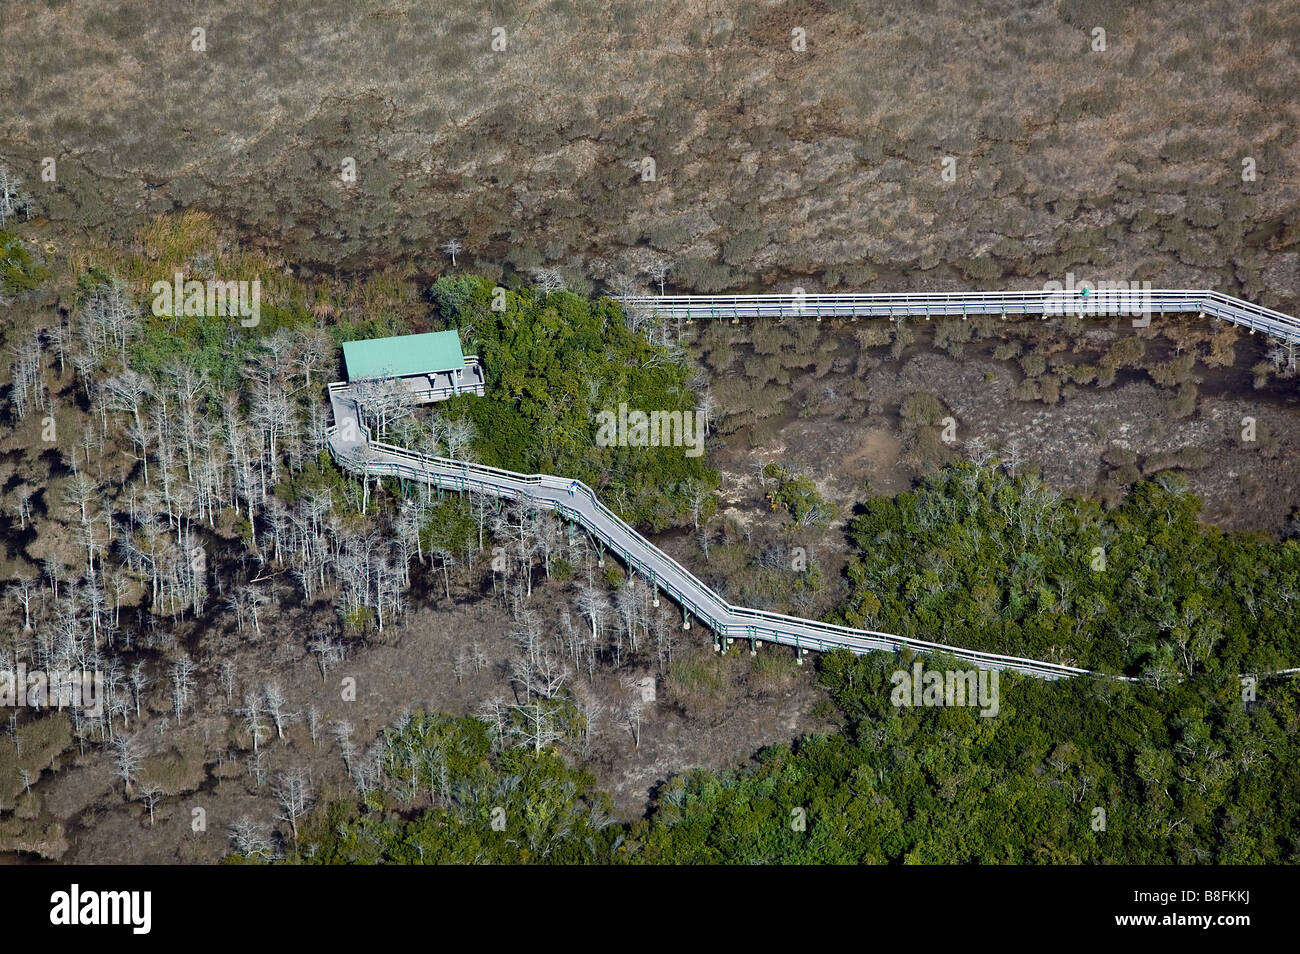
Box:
[418,494,477,554]
[0,230,48,297]
[288,712,622,864]
[273,451,357,515]
[129,295,316,388]
[839,463,1300,677]
[633,651,1300,863]
[430,275,717,530]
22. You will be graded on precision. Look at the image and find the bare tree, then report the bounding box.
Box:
[6,573,37,631]
[246,587,267,637]
[444,416,476,461]
[169,655,197,721]
[216,659,236,704]
[129,661,150,719]
[74,277,136,366]
[305,704,321,745]
[623,700,644,748]
[308,632,344,681]
[475,698,510,751]
[440,237,463,266]
[607,273,641,301]
[511,699,567,755]
[138,784,163,826]
[247,750,268,788]
[966,435,994,468]
[8,333,46,419]
[103,369,150,441]
[112,733,143,797]
[9,484,34,532]
[578,578,609,647]
[272,769,313,849]
[681,479,711,531]
[532,267,565,294]
[331,720,356,774]
[696,389,717,437]
[354,375,416,442]
[240,692,269,753]
[291,327,333,389]
[0,163,32,225]
[229,817,274,860]
[646,260,672,295]
[432,547,456,599]
[1003,440,1024,478]
[263,682,294,739]
[571,691,604,758]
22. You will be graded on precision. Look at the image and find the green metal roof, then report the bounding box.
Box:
[342,330,465,380]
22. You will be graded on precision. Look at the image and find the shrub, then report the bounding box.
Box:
[762,463,837,527]
[900,391,946,427]
[721,229,767,266]
[672,257,736,293]
[1101,336,1145,369]
[1020,352,1047,378]
[647,220,689,250]
[1039,375,1061,404]
[665,654,728,717]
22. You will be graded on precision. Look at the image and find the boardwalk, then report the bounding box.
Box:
[327,290,1300,681]
[616,289,1300,345]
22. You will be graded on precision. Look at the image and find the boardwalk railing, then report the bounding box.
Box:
[617,290,1300,343]
[406,356,487,403]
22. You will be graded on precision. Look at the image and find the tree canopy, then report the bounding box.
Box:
[839,462,1300,678]
[431,275,717,530]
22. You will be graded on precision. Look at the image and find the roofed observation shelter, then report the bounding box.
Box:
[341,329,485,401]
